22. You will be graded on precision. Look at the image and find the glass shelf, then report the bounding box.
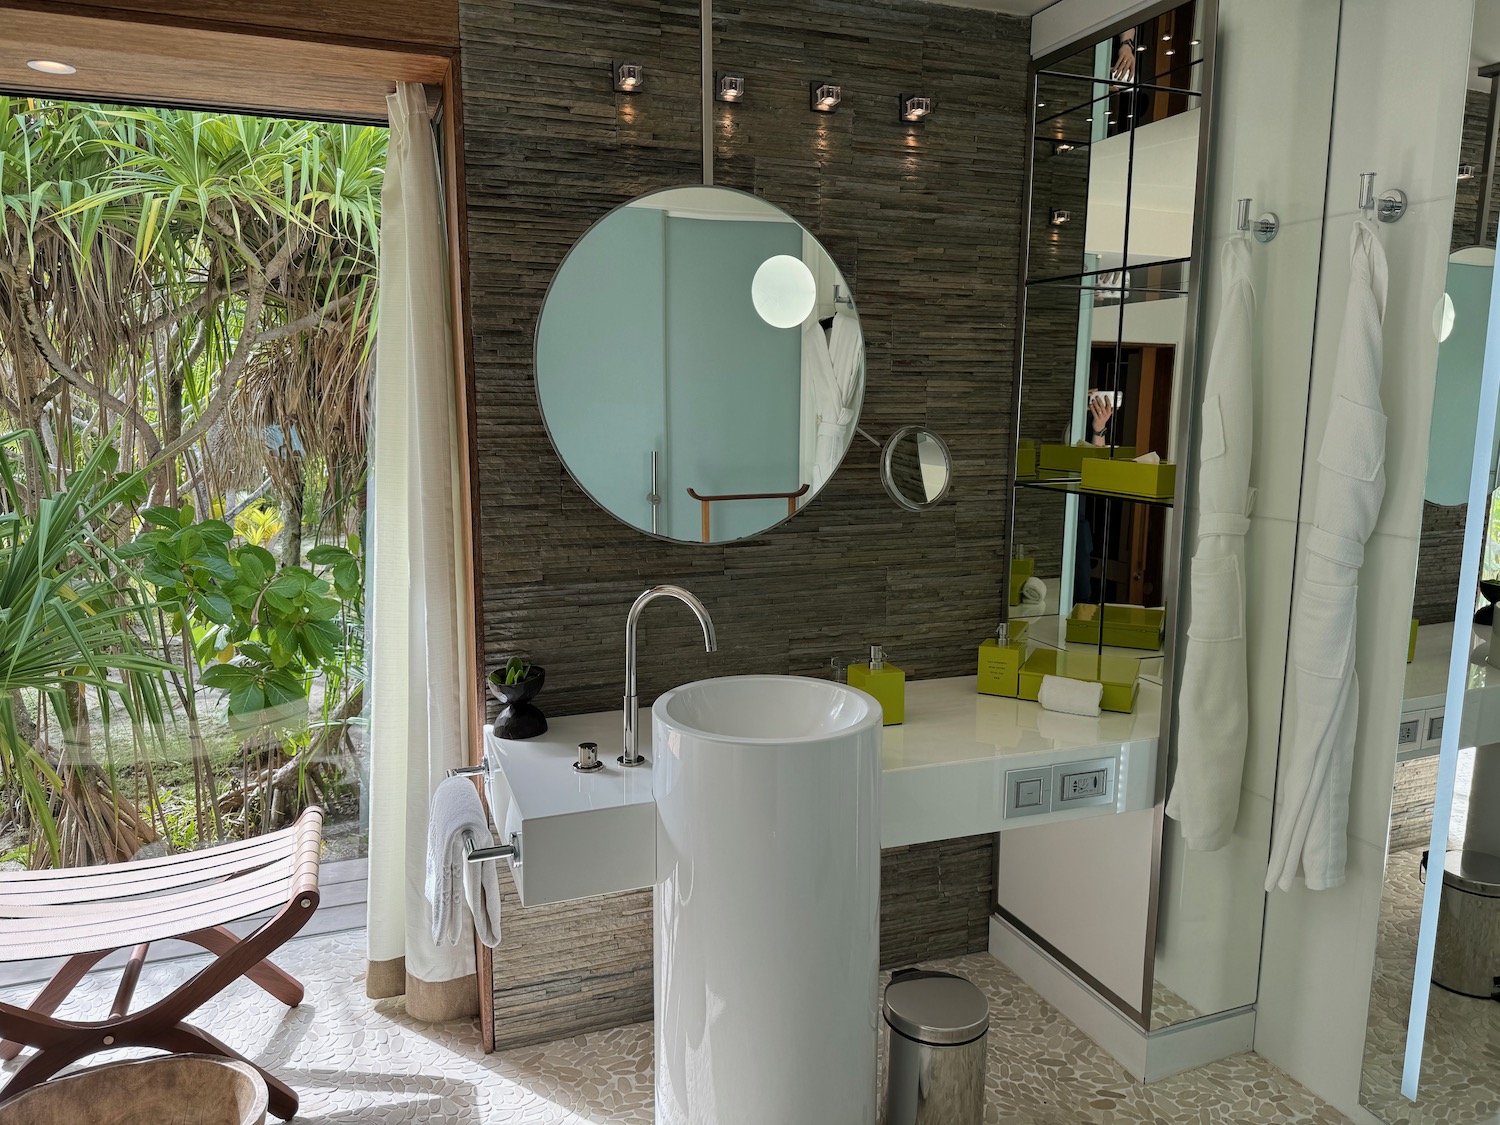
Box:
[1014,476,1176,508]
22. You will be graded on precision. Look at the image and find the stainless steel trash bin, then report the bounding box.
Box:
[1432,849,1500,999]
[882,969,989,1125]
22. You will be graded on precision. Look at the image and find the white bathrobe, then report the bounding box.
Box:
[802,311,864,492]
[1265,221,1389,892]
[1167,238,1256,852]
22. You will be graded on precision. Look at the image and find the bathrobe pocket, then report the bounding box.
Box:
[1317,395,1386,482]
[1187,552,1245,643]
[1293,579,1357,681]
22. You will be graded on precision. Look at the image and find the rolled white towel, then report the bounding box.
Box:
[1038,674,1103,717]
[1021,576,1047,608]
[426,775,502,948]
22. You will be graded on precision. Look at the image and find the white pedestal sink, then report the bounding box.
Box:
[652,675,882,1125]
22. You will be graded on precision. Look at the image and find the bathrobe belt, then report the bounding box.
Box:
[1304,525,1365,570]
[1195,512,1250,538]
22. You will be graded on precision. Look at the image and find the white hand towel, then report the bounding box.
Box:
[425,775,502,948]
[463,844,503,950]
[1038,674,1103,717]
[1021,576,1047,608]
[1265,221,1389,892]
[1167,237,1256,852]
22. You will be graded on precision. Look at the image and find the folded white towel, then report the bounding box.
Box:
[464,842,503,950]
[1038,674,1103,717]
[1134,452,1161,464]
[426,775,502,948]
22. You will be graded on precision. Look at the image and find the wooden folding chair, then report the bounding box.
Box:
[0,806,322,1121]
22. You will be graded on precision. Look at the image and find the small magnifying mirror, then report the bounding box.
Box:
[880,426,953,511]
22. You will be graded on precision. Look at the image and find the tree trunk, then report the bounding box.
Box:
[281,461,305,567]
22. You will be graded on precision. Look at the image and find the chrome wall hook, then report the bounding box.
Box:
[1359,172,1407,223]
[1235,197,1279,243]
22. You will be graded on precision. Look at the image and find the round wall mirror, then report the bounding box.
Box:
[535,186,865,544]
[881,427,953,511]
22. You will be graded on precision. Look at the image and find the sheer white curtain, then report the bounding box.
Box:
[364,82,476,1021]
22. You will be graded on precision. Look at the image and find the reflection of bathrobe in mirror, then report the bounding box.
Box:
[802,311,864,492]
[1167,238,1255,852]
[1266,222,1389,892]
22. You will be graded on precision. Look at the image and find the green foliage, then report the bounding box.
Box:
[0,843,33,867]
[0,432,172,862]
[156,787,200,853]
[126,503,361,724]
[0,94,381,863]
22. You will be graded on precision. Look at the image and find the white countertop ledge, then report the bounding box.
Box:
[484,674,1160,907]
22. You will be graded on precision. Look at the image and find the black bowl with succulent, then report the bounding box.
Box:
[488,658,548,739]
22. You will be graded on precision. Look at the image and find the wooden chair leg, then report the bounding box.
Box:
[0,950,111,1062]
[0,1030,96,1104]
[110,943,151,1019]
[177,927,303,1007]
[155,1021,299,1122]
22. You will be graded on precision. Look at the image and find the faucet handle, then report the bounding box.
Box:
[574,742,604,773]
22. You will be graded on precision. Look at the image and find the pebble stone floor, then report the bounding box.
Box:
[1359,847,1500,1124]
[0,928,1355,1124]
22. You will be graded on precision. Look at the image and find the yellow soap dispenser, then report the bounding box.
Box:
[848,644,905,726]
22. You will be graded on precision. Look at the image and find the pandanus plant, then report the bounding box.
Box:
[0,431,171,867]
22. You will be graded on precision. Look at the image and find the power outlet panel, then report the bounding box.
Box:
[1054,756,1116,809]
[1396,715,1421,748]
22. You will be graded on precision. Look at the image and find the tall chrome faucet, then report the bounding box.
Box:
[623,585,717,766]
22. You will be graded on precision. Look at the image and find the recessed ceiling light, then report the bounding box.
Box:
[1190,38,1201,46]
[27,59,76,75]
[1164,48,1176,56]
[1162,33,1172,41]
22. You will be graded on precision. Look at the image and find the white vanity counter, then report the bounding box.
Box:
[1401,620,1500,756]
[882,675,1160,847]
[484,674,1161,906]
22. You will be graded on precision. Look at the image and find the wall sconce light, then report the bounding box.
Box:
[613,62,645,92]
[810,82,842,113]
[1052,141,1077,155]
[1049,209,1071,226]
[899,95,932,123]
[716,73,746,103]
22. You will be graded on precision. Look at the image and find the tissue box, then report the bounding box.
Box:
[1015,438,1037,480]
[1079,457,1177,500]
[1066,603,1166,650]
[1038,443,1138,473]
[978,622,1030,697]
[1017,648,1141,713]
[1008,557,1036,607]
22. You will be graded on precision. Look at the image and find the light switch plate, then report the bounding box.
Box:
[1004,766,1053,819]
[1425,711,1444,746]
